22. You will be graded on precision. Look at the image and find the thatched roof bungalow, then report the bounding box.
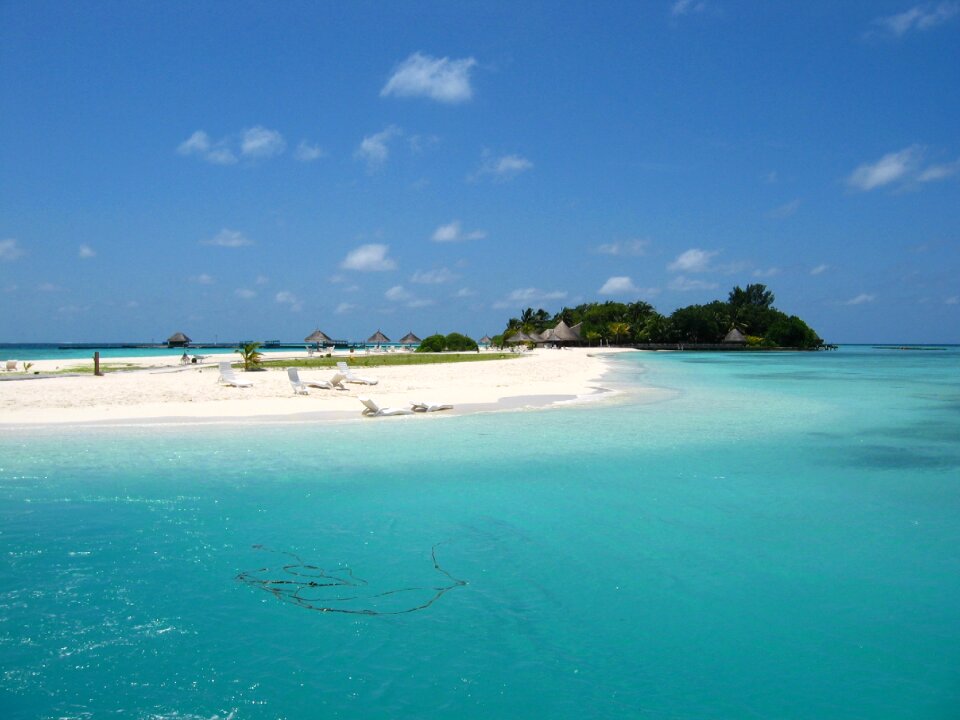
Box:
[167,332,191,348]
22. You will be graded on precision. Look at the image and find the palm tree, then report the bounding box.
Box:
[608,321,631,344]
[238,342,263,371]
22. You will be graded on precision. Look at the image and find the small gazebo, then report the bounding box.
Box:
[167,332,191,348]
[367,329,391,345]
[305,329,334,347]
[479,335,492,347]
[723,328,747,345]
[399,331,421,345]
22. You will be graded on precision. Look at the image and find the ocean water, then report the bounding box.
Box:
[1,347,958,719]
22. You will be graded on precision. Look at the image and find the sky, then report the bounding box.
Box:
[1,1,958,344]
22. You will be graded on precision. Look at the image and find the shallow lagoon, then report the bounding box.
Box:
[1,347,958,719]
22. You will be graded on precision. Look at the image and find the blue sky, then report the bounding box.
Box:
[1,1,958,344]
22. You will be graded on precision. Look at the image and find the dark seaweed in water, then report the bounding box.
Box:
[236,544,466,615]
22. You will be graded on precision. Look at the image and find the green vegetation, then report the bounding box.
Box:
[500,284,823,349]
[260,352,512,370]
[48,363,140,374]
[415,332,479,352]
[238,342,263,371]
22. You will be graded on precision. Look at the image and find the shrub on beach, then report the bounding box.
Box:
[416,333,479,352]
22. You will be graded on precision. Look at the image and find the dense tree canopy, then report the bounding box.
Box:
[498,284,823,349]
[416,332,479,352]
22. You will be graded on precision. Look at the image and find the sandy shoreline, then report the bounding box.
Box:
[0,348,639,427]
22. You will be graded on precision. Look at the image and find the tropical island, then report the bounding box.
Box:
[494,284,825,350]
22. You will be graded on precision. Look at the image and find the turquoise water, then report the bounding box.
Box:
[1,348,958,719]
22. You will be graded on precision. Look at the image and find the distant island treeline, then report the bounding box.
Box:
[494,284,824,349]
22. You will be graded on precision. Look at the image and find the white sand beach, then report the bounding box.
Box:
[0,348,638,426]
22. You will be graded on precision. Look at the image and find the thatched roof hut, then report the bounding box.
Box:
[479,335,492,345]
[399,331,421,345]
[551,320,580,342]
[167,332,191,348]
[506,331,535,343]
[367,329,391,344]
[305,329,333,345]
[723,328,747,344]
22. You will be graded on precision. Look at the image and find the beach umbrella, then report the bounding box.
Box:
[533,328,556,343]
[304,329,333,345]
[399,331,421,345]
[723,328,747,344]
[167,331,191,347]
[479,335,492,345]
[367,329,391,344]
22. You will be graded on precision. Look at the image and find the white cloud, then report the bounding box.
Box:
[431,220,486,242]
[945,295,959,305]
[598,276,640,295]
[470,152,533,182]
[385,285,412,302]
[294,141,325,162]
[668,248,718,273]
[255,275,270,285]
[752,267,781,278]
[596,238,649,256]
[177,130,210,155]
[767,199,801,219]
[411,267,457,284]
[202,228,253,247]
[78,244,96,259]
[492,287,568,309]
[275,290,303,312]
[335,302,355,314]
[872,2,959,37]
[669,276,719,291]
[0,238,23,261]
[356,126,401,170]
[341,243,397,272]
[380,52,477,103]
[455,287,475,298]
[672,0,707,16]
[917,158,960,182]
[37,282,60,292]
[191,273,215,285]
[811,264,829,275]
[846,293,876,305]
[241,126,286,158]
[205,147,238,165]
[235,288,256,299]
[408,298,433,308]
[847,146,922,191]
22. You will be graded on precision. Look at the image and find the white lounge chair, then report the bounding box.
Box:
[410,400,453,412]
[359,396,413,417]
[4,360,17,372]
[287,367,344,394]
[336,361,378,385]
[218,361,253,388]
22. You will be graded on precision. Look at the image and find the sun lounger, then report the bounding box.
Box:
[336,361,378,385]
[4,360,17,372]
[359,396,413,416]
[218,361,253,388]
[410,400,453,412]
[287,367,344,394]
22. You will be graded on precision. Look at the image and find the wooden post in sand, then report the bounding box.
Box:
[93,352,103,376]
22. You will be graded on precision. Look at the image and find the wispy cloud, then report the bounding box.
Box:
[752,267,781,278]
[202,228,253,247]
[846,293,876,305]
[356,125,402,170]
[596,238,649,256]
[294,141,325,162]
[669,276,719,291]
[847,146,922,190]
[469,152,533,182]
[37,282,61,292]
[191,273,215,285]
[668,248,718,273]
[917,158,960,182]
[492,287,567,309]
[235,288,256,299]
[671,0,707,16]
[275,290,303,312]
[455,287,475,298]
[0,238,24,261]
[945,295,959,305]
[78,244,96,259]
[178,130,236,165]
[599,276,643,296]
[255,275,270,285]
[431,220,487,242]
[870,2,959,37]
[381,52,477,103]
[241,126,285,158]
[767,199,801,219]
[341,243,397,272]
[335,302,355,314]
[411,267,457,284]
[811,264,829,275]
[385,285,433,308]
